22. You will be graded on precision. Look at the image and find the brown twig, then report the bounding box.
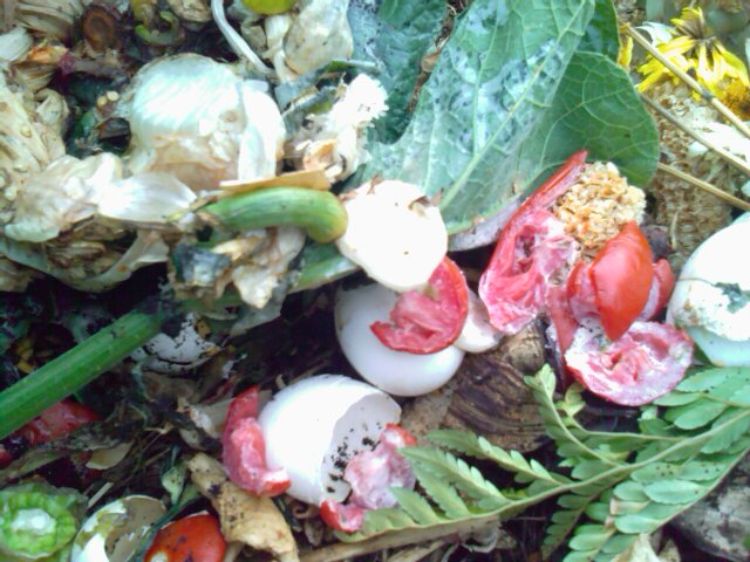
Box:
[624,24,750,140]
[656,162,750,211]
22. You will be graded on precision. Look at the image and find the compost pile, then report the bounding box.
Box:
[1,0,750,561]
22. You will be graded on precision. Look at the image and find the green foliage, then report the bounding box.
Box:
[342,366,750,561]
[579,0,620,62]
[348,0,446,142]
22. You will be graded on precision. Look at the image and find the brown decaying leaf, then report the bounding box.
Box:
[187,452,300,562]
[402,324,547,452]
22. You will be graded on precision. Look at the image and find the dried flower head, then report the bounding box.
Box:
[553,161,646,257]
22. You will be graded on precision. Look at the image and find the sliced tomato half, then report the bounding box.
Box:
[479,151,587,334]
[222,386,290,496]
[564,321,693,406]
[590,222,654,341]
[371,257,469,354]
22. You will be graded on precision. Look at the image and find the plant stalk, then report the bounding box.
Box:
[656,162,750,211]
[0,302,171,440]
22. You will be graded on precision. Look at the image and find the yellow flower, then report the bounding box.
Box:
[636,6,750,116]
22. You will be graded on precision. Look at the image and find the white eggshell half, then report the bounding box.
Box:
[668,215,750,366]
[455,290,502,353]
[130,313,219,374]
[71,496,165,562]
[258,374,401,506]
[335,284,465,396]
[336,180,448,292]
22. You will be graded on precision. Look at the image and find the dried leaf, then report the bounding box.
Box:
[187,453,299,562]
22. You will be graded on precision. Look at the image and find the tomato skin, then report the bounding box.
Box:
[590,222,654,341]
[17,399,100,447]
[652,259,675,315]
[145,513,227,562]
[371,257,469,354]
[479,151,586,333]
[319,499,365,533]
[546,285,578,354]
[222,387,291,496]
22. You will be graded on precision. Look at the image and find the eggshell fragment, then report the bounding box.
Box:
[130,313,220,374]
[336,180,448,292]
[71,496,165,562]
[335,284,465,396]
[455,290,502,353]
[257,375,400,506]
[668,215,750,366]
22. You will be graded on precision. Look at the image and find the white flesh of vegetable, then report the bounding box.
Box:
[258,374,401,505]
[335,284,465,396]
[71,496,165,562]
[668,215,750,366]
[336,180,448,292]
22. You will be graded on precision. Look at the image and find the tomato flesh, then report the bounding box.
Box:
[590,222,654,341]
[371,257,469,354]
[145,513,226,562]
[479,151,586,334]
[222,386,290,496]
[565,321,693,406]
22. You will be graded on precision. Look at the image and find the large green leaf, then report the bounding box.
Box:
[348,0,445,142]
[516,51,659,189]
[367,0,596,233]
[579,0,619,62]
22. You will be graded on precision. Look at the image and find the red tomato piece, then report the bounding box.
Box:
[652,259,676,316]
[0,445,12,468]
[319,499,366,533]
[145,513,227,562]
[479,151,587,334]
[18,399,100,446]
[222,387,290,496]
[546,285,578,354]
[590,222,654,341]
[565,321,693,406]
[371,257,469,354]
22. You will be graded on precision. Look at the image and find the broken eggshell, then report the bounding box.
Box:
[71,495,166,562]
[454,289,502,353]
[668,214,750,366]
[257,374,401,506]
[335,284,465,396]
[130,313,220,374]
[336,180,448,292]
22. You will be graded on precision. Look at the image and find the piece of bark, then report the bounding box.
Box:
[401,324,548,452]
[443,323,547,452]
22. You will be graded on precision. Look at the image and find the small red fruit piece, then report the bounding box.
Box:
[371,257,469,354]
[18,399,100,446]
[145,513,227,562]
[222,386,290,496]
[590,222,654,341]
[319,499,366,533]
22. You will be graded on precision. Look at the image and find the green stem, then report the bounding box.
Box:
[201,187,348,244]
[0,302,172,440]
